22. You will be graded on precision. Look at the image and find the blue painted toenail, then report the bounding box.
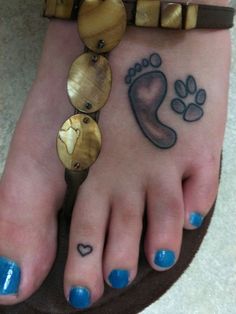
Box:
[69,286,91,309]
[189,212,204,228]
[154,250,175,268]
[0,256,21,295]
[108,269,129,289]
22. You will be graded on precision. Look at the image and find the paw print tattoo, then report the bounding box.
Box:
[171,75,207,122]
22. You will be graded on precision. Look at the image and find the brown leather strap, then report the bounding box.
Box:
[43,0,235,29]
[70,0,80,19]
[123,0,137,25]
[197,4,234,29]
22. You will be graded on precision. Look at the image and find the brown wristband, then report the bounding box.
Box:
[43,0,235,30]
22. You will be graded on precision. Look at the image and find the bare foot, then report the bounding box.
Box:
[64,26,230,308]
[0,20,231,311]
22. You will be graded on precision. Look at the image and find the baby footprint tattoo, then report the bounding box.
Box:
[125,53,177,150]
[171,75,207,122]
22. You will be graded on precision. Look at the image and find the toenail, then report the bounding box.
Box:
[0,256,21,295]
[69,286,91,309]
[154,250,176,268]
[189,212,204,228]
[108,269,130,289]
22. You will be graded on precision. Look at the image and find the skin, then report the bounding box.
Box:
[0,0,231,308]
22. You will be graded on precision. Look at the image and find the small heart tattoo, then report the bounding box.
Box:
[77,243,93,257]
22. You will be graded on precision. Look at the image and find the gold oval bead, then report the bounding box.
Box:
[78,0,127,53]
[57,114,102,171]
[67,52,112,113]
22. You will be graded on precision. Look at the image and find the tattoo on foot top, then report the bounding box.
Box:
[77,243,93,257]
[171,75,207,122]
[125,53,207,149]
[125,53,177,150]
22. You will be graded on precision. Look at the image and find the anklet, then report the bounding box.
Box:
[56,0,127,186]
[44,0,235,30]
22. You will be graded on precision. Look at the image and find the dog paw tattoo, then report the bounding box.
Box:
[77,243,93,257]
[171,75,207,122]
[125,53,177,149]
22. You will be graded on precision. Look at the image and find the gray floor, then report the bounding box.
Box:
[0,1,236,313]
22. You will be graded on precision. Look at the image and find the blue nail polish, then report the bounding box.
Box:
[154,250,175,268]
[0,256,21,295]
[108,269,129,289]
[189,212,204,228]
[69,286,91,309]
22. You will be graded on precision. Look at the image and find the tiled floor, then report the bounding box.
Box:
[0,1,236,313]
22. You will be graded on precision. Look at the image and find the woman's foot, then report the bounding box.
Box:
[0,21,231,309]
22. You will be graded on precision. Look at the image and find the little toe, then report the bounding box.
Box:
[103,191,144,288]
[145,175,184,271]
[183,163,220,230]
[64,183,110,310]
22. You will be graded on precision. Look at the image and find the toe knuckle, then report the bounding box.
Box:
[78,219,101,237]
[118,207,142,226]
[164,200,184,221]
[168,198,183,215]
[193,151,220,170]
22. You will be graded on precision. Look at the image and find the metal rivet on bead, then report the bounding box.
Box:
[92,55,98,62]
[85,102,93,110]
[83,117,90,124]
[74,162,80,169]
[97,39,105,49]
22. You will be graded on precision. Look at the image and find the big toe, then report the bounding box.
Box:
[0,175,64,305]
[0,216,57,304]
